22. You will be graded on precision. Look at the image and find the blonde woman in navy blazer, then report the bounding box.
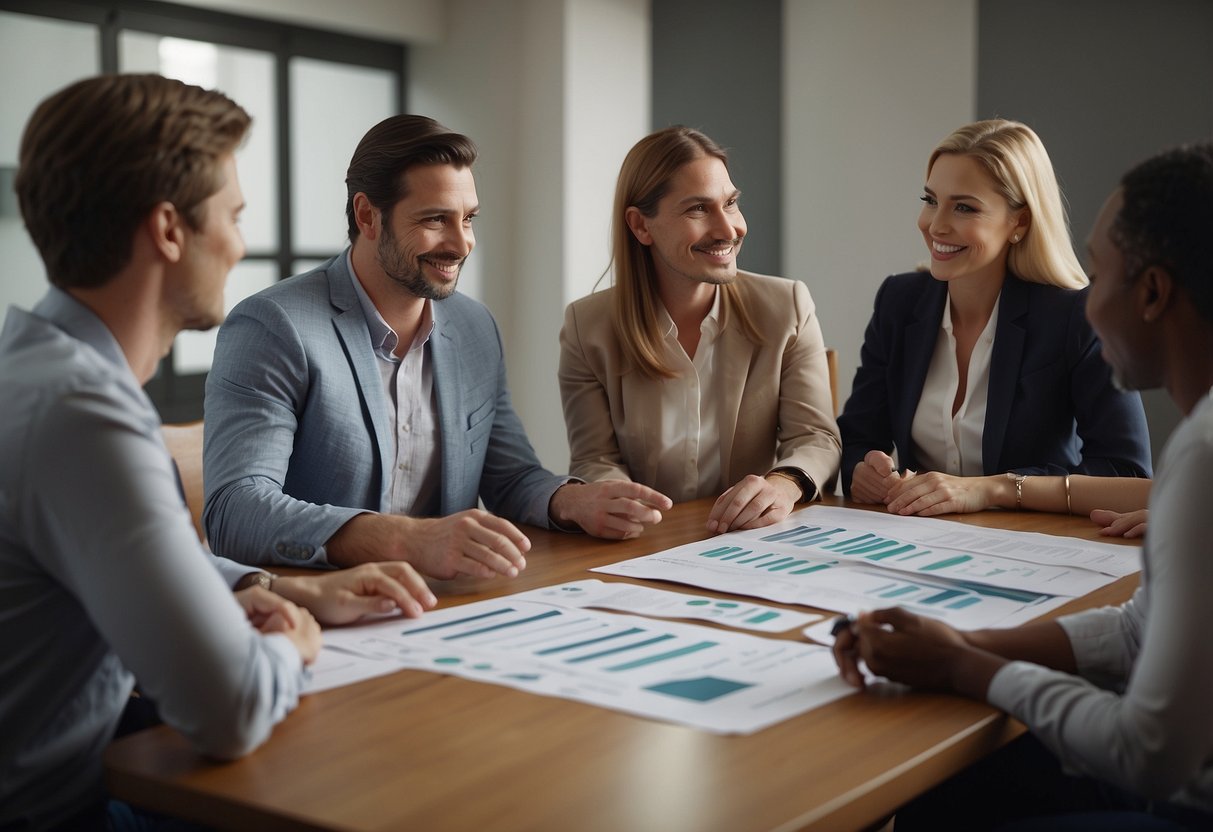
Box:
[838,120,1151,515]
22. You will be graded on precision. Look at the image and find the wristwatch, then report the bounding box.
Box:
[236,570,278,592]
[768,468,812,502]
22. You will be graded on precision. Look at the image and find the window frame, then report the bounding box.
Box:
[0,0,406,420]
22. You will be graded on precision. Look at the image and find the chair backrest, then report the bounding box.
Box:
[825,348,840,418]
[161,420,206,543]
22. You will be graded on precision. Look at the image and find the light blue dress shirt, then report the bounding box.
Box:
[0,289,303,828]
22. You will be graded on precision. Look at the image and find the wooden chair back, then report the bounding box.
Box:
[161,420,206,543]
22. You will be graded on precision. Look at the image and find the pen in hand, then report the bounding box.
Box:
[830,614,857,639]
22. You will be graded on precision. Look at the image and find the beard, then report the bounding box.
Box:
[376,224,464,301]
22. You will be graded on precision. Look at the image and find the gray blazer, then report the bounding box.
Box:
[203,252,563,567]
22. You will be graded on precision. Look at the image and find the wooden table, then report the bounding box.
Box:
[105,498,1139,832]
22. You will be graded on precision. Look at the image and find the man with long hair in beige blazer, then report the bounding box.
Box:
[559,127,841,534]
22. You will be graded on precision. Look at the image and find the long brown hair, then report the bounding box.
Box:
[609,126,762,379]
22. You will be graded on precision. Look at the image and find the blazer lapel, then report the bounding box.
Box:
[327,258,395,507]
[716,315,756,483]
[898,281,947,470]
[983,277,1028,473]
[430,301,463,515]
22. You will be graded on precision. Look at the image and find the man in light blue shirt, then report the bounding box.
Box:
[0,74,437,829]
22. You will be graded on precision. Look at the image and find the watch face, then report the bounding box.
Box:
[253,571,273,591]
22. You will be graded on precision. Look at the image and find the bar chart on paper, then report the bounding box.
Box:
[317,592,850,734]
[594,506,1132,629]
[515,579,822,632]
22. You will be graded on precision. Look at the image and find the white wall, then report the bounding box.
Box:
[783,0,978,414]
[172,0,446,42]
[411,0,649,471]
[563,0,651,304]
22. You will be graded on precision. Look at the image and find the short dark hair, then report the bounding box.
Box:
[1113,142,1213,324]
[344,114,477,241]
[16,74,250,290]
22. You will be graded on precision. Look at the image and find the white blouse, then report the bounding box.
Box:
[910,294,1000,476]
[653,289,724,502]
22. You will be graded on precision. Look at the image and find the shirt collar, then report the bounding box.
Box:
[33,287,130,374]
[657,285,723,339]
[940,293,1001,337]
[346,250,433,361]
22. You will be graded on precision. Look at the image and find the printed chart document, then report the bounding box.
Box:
[595,505,1140,630]
[308,585,851,734]
[527,578,824,632]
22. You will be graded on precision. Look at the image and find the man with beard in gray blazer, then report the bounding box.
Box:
[205,115,669,579]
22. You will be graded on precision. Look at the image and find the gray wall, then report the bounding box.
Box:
[977,0,1213,464]
[651,0,782,275]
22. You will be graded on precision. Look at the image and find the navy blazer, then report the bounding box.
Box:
[838,271,1152,495]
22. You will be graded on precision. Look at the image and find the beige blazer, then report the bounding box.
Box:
[558,272,841,500]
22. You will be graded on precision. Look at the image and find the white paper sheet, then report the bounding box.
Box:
[513,579,824,632]
[304,644,405,693]
[796,507,1139,576]
[309,590,853,734]
[593,505,1135,629]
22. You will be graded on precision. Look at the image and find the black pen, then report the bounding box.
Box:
[830,614,856,638]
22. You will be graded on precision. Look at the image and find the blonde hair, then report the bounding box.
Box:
[608,126,762,379]
[928,119,1086,289]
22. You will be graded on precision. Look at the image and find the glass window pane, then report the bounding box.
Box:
[290,58,396,255]
[0,12,99,315]
[119,32,279,253]
[173,260,278,374]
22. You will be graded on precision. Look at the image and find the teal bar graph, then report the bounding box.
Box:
[790,528,847,547]
[535,627,645,656]
[567,634,675,663]
[606,640,716,671]
[444,609,562,640]
[843,539,902,555]
[737,552,779,565]
[922,589,965,605]
[879,585,920,598]
[865,544,920,561]
[645,676,753,702]
[921,555,973,572]
[745,612,779,624]
[955,581,1048,604]
[761,556,797,570]
[699,545,744,558]
[401,607,513,636]
[761,525,822,543]
[768,559,808,572]
[790,562,836,575]
[948,597,981,609]
[823,533,875,551]
[718,549,753,561]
